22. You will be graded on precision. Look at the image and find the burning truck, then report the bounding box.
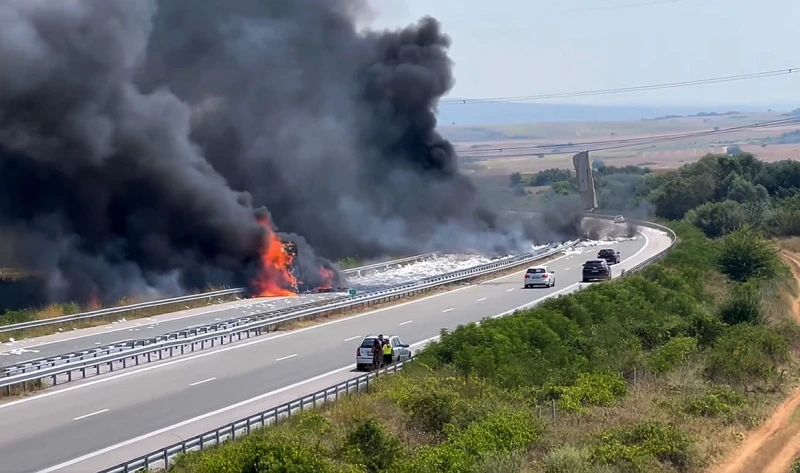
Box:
[251,217,345,298]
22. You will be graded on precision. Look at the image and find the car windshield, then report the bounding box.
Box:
[527,268,545,274]
[598,250,613,256]
[360,338,377,348]
[584,260,605,267]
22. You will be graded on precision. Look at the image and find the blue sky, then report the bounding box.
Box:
[370,0,799,107]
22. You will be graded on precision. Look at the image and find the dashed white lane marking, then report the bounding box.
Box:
[73,409,109,421]
[399,320,413,326]
[189,377,216,387]
[344,336,360,342]
[506,288,515,292]
[477,297,487,302]
[442,308,454,313]
[276,354,297,362]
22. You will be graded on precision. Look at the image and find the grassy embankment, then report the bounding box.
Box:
[160,221,800,473]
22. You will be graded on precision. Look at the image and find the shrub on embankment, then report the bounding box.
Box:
[165,221,800,473]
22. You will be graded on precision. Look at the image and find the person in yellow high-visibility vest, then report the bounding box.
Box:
[382,339,393,366]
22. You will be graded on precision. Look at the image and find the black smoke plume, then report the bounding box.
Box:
[0,0,568,308]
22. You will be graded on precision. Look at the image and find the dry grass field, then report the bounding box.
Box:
[445,112,800,176]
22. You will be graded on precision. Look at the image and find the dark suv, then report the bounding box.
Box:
[582,259,612,282]
[597,248,620,265]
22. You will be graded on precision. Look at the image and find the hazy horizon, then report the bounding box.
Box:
[371,0,799,110]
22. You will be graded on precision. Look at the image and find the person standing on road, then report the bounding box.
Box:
[382,338,393,366]
[372,336,383,370]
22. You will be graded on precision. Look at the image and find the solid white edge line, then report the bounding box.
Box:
[442,308,454,313]
[399,321,413,326]
[477,297,487,302]
[35,231,657,473]
[344,336,360,342]
[72,409,109,422]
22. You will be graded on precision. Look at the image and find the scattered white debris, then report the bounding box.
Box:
[348,254,504,291]
[2,348,40,356]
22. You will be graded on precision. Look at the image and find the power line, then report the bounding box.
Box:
[562,0,687,13]
[440,68,798,105]
[457,116,800,158]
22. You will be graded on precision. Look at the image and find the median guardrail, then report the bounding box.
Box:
[97,217,678,473]
[99,360,413,473]
[0,241,578,393]
[0,253,438,336]
[0,250,543,378]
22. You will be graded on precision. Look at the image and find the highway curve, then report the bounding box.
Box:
[0,226,672,473]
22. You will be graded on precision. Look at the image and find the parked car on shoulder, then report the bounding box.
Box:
[524,265,556,288]
[582,259,612,282]
[355,334,412,371]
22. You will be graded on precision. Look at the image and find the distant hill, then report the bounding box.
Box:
[434,101,777,126]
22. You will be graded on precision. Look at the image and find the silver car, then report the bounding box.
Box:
[355,335,413,371]
[524,265,556,288]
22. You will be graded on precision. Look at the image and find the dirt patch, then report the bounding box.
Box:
[708,251,800,473]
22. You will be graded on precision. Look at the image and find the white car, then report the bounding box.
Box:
[355,335,413,371]
[614,215,625,224]
[524,266,556,288]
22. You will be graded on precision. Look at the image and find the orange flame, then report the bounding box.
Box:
[318,267,336,290]
[252,217,298,297]
[86,293,102,311]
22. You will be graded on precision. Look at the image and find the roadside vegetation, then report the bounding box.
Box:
[161,158,800,473]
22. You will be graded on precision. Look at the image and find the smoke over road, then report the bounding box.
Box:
[0,0,574,307]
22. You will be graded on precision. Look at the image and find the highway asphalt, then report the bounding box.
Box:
[0,226,672,473]
[0,292,344,367]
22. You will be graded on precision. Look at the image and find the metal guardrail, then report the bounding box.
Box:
[0,249,555,378]
[0,241,578,392]
[98,218,678,473]
[99,360,413,473]
[0,253,438,335]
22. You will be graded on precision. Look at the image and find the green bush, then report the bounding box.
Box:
[684,388,745,418]
[448,410,542,459]
[0,309,32,325]
[592,422,694,472]
[344,418,402,473]
[647,336,698,374]
[554,372,628,413]
[544,446,614,473]
[717,227,780,282]
[687,200,747,238]
[168,430,343,473]
[718,283,763,325]
[704,324,789,388]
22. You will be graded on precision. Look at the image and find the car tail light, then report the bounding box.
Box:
[357,348,361,356]
[542,274,548,278]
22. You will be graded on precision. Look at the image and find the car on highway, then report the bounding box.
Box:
[597,248,621,265]
[582,259,612,282]
[523,266,556,288]
[614,215,625,224]
[355,334,412,371]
